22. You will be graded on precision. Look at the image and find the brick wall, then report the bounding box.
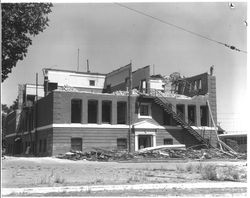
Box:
[36,93,53,127]
[52,127,129,155]
[207,75,217,126]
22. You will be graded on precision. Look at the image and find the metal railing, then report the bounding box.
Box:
[147,89,211,147]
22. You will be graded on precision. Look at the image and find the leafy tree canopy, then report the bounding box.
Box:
[2,3,53,82]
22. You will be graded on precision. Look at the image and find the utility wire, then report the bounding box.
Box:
[115,3,247,54]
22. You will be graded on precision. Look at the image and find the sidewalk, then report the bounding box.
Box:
[2,182,247,196]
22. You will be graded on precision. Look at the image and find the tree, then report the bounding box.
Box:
[2,3,53,82]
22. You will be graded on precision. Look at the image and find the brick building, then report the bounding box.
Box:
[5,64,219,156]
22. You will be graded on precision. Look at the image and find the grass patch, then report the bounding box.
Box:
[38,169,66,185]
[201,164,243,181]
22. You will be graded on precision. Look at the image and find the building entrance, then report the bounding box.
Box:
[138,135,152,150]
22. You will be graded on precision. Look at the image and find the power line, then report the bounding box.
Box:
[115,3,247,54]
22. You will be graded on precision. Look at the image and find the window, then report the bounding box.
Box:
[71,99,82,123]
[140,104,149,116]
[176,104,185,121]
[164,138,173,145]
[188,105,196,125]
[200,106,208,126]
[163,110,171,125]
[39,140,42,152]
[88,100,98,123]
[43,139,47,152]
[106,85,111,93]
[71,138,82,151]
[102,101,112,123]
[117,102,127,124]
[89,80,95,86]
[198,79,202,90]
[117,138,127,150]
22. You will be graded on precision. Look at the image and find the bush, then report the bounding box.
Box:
[201,164,217,180]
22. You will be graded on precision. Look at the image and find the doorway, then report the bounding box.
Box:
[138,135,152,150]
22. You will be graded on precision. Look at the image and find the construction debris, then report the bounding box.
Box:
[56,145,246,162]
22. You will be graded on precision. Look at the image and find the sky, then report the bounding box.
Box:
[1,2,247,132]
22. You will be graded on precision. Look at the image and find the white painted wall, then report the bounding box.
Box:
[26,84,44,97]
[149,79,164,90]
[47,70,106,89]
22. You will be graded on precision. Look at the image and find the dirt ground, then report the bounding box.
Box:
[2,156,247,189]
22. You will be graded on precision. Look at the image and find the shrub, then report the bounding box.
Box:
[201,164,217,180]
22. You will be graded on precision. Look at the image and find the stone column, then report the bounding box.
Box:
[196,104,201,126]
[98,99,102,124]
[112,99,117,125]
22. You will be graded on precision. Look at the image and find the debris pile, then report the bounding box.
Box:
[56,145,247,162]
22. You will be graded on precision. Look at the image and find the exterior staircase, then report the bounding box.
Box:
[149,90,213,148]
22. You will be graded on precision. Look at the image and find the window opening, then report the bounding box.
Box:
[102,101,112,123]
[71,138,82,151]
[89,80,95,86]
[71,99,82,123]
[117,138,127,150]
[117,102,127,124]
[164,138,173,145]
[140,104,149,116]
[88,100,98,123]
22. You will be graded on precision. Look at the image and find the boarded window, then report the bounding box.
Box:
[117,102,127,124]
[140,104,149,116]
[188,105,196,125]
[102,101,112,123]
[89,80,95,86]
[71,138,82,151]
[117,138,127,150]
[164,138,173,145]
[200,106,208,126]
[88,100,98,123]
[71,99,82,123]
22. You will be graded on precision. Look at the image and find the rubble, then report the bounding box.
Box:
[56,146,247,162]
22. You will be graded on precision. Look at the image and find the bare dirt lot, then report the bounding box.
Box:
[2,156,247,188]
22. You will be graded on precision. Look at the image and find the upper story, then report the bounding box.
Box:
[43,68,106,95]
[6,64,217,134]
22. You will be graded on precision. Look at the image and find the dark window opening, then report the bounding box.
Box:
[88,100,98,123]
[43,139,47,152]
[48,82,58,92]
[164,138,173,145]
[200,106,209,126]
[89,80,95,86]
[163,105,176,126]
[106,84,111,93]
[71,138,82,151]
[117,102,127,124]
[176,104,185,121]
[140,104,149,116]
[26,95,35,107]
[139,79,148,93]
[102,101,112,123]
[138,135,152,150]
[163,110,171,125]
[117,138,127,150]
[188,105,196,125]
[71,99,82,123]
[39,139,42,153]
